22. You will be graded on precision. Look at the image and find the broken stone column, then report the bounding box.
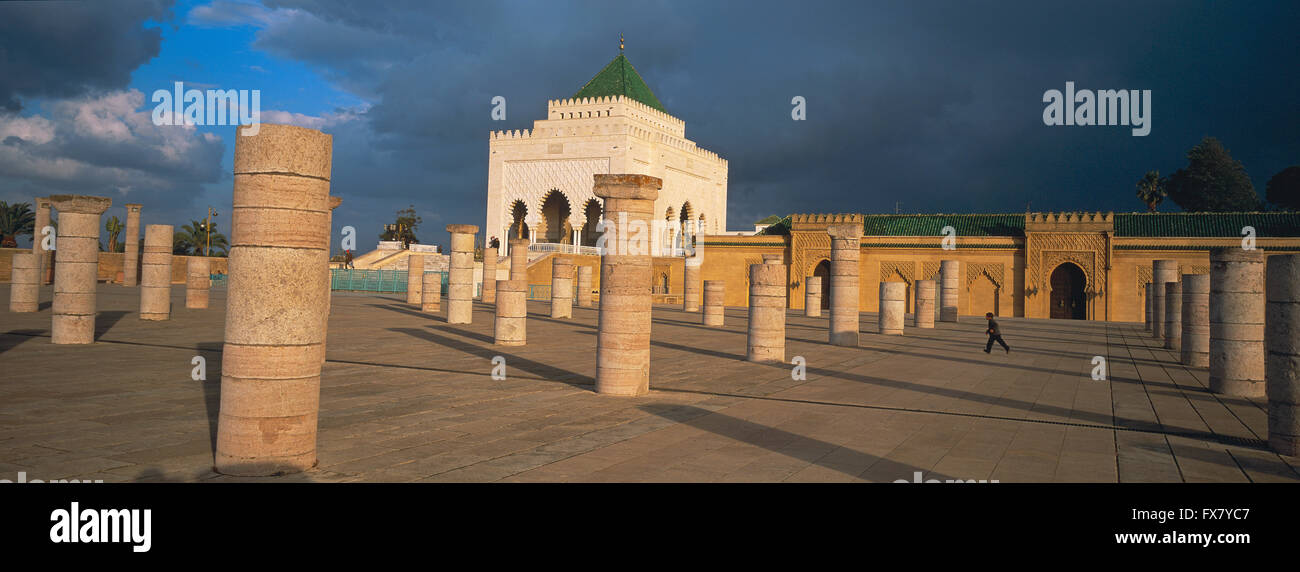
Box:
[509,238,529,281]
[494,279,526,346]
[704,280,724,326]
[481,246,498,304]
[9,253,38,312]
[1164,282,1182,350]
[1181,274,1210,367]
[1144,282,1153,331]
[123,203,142,287]
[577,265,594,307]
[421,265,441,313]
[216,123,332,476]
[48,195,110,344]
[1209,249,1265,397]
[879,282,906,335]
[1152,260,1179,340]
[186,257,211,309]
[939,260,960,322]
[683,256,701,312]
[747,261,787,363]
[828,224,862,346]
[804,276,822,317]
[594,174,659,396]
[1266,254,1300,455]
[139,224,173,321]
[914,279,936,329]
[550,256,575,319]
[406,252,424,305]
[446,224,478,324]
[34,197,52,285]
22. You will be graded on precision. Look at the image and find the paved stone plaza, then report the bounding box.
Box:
[1,284,1296,483]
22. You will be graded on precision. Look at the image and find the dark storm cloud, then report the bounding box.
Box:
[0,1,172,112]
[211,1,1300,246]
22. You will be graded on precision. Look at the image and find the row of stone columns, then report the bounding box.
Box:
[1142,251,1300,456]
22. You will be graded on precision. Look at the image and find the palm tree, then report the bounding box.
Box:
[1136,170,1167,212]
[0,201,36,248]
[173,219,228,256]
[105,216,124,252]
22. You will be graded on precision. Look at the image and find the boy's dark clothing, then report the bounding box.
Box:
[985,318,1010,353]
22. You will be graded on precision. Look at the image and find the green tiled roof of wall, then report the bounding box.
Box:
[573,54,666,113]
[861,214,1025,237]
[1113,212,1300,237]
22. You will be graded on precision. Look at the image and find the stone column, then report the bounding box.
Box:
[48,195,110,344]
[494,279,526,346]
[594,174,659,396]
[1181,274,1210,367]
[939,260,960,322]
[421,268,441,313]
[446,224,478,324]
[577,265,594,307]
[804,276,822,317]
[139,224,173,320]
[551,256,574,319]
[216,123,332,476]
[9,253,38,312]
[1144,282,1153,331]
[704,280,724,326]
[322,196,341,365]
[1209,249,1265,397]
[1152,260,1179,340]
[828,224,862,346]
[914,279,936,328]
[1164,282,1182,350]
[34,197,52,285]
[509,238,529,281]
[186,257,211,309]
[747,260,787,363]
[123,203,142,287]
[879,282,906,335]
[683,256,701,312]
[481,246,498,304]
[406,253,424,305]
[1266,254,1300,455]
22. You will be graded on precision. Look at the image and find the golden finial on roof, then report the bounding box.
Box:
[620,34,624,53]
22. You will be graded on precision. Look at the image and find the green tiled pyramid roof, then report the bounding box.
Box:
[1114,212,1300,237]
[573,53,666,113]
[861,214,1026,237]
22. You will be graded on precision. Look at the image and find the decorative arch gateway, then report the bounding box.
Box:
[500,157,611,244]
[1024,212,1113,320]
[788,213,863,311]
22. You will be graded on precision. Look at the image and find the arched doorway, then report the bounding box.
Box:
[813,259,831,310]
[509,200,529,240]
[539,190,571,244]
[1049,263,1086,319]
[580,199,602,246]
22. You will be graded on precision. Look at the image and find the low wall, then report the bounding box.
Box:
[0,247,227,284]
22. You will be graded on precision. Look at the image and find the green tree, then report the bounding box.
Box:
[1266,165,1300,211]
[1135,170,1167,212]
[173,219,228,256]
[379,205,422,248]
[0,201,36,248]
[1165,137,1261,212]
[105,216,124,253]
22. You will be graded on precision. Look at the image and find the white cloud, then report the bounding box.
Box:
[0,89,224,196]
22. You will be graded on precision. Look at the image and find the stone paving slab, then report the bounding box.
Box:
[1,283,1297,483]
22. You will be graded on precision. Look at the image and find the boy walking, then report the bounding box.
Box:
[984,312,1010,354]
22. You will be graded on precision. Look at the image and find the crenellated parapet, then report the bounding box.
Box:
[1025,211,1114,233]
[791,213,865,232]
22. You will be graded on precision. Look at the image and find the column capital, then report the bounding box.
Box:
[594,174,661,201]
[49,194,111,214]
